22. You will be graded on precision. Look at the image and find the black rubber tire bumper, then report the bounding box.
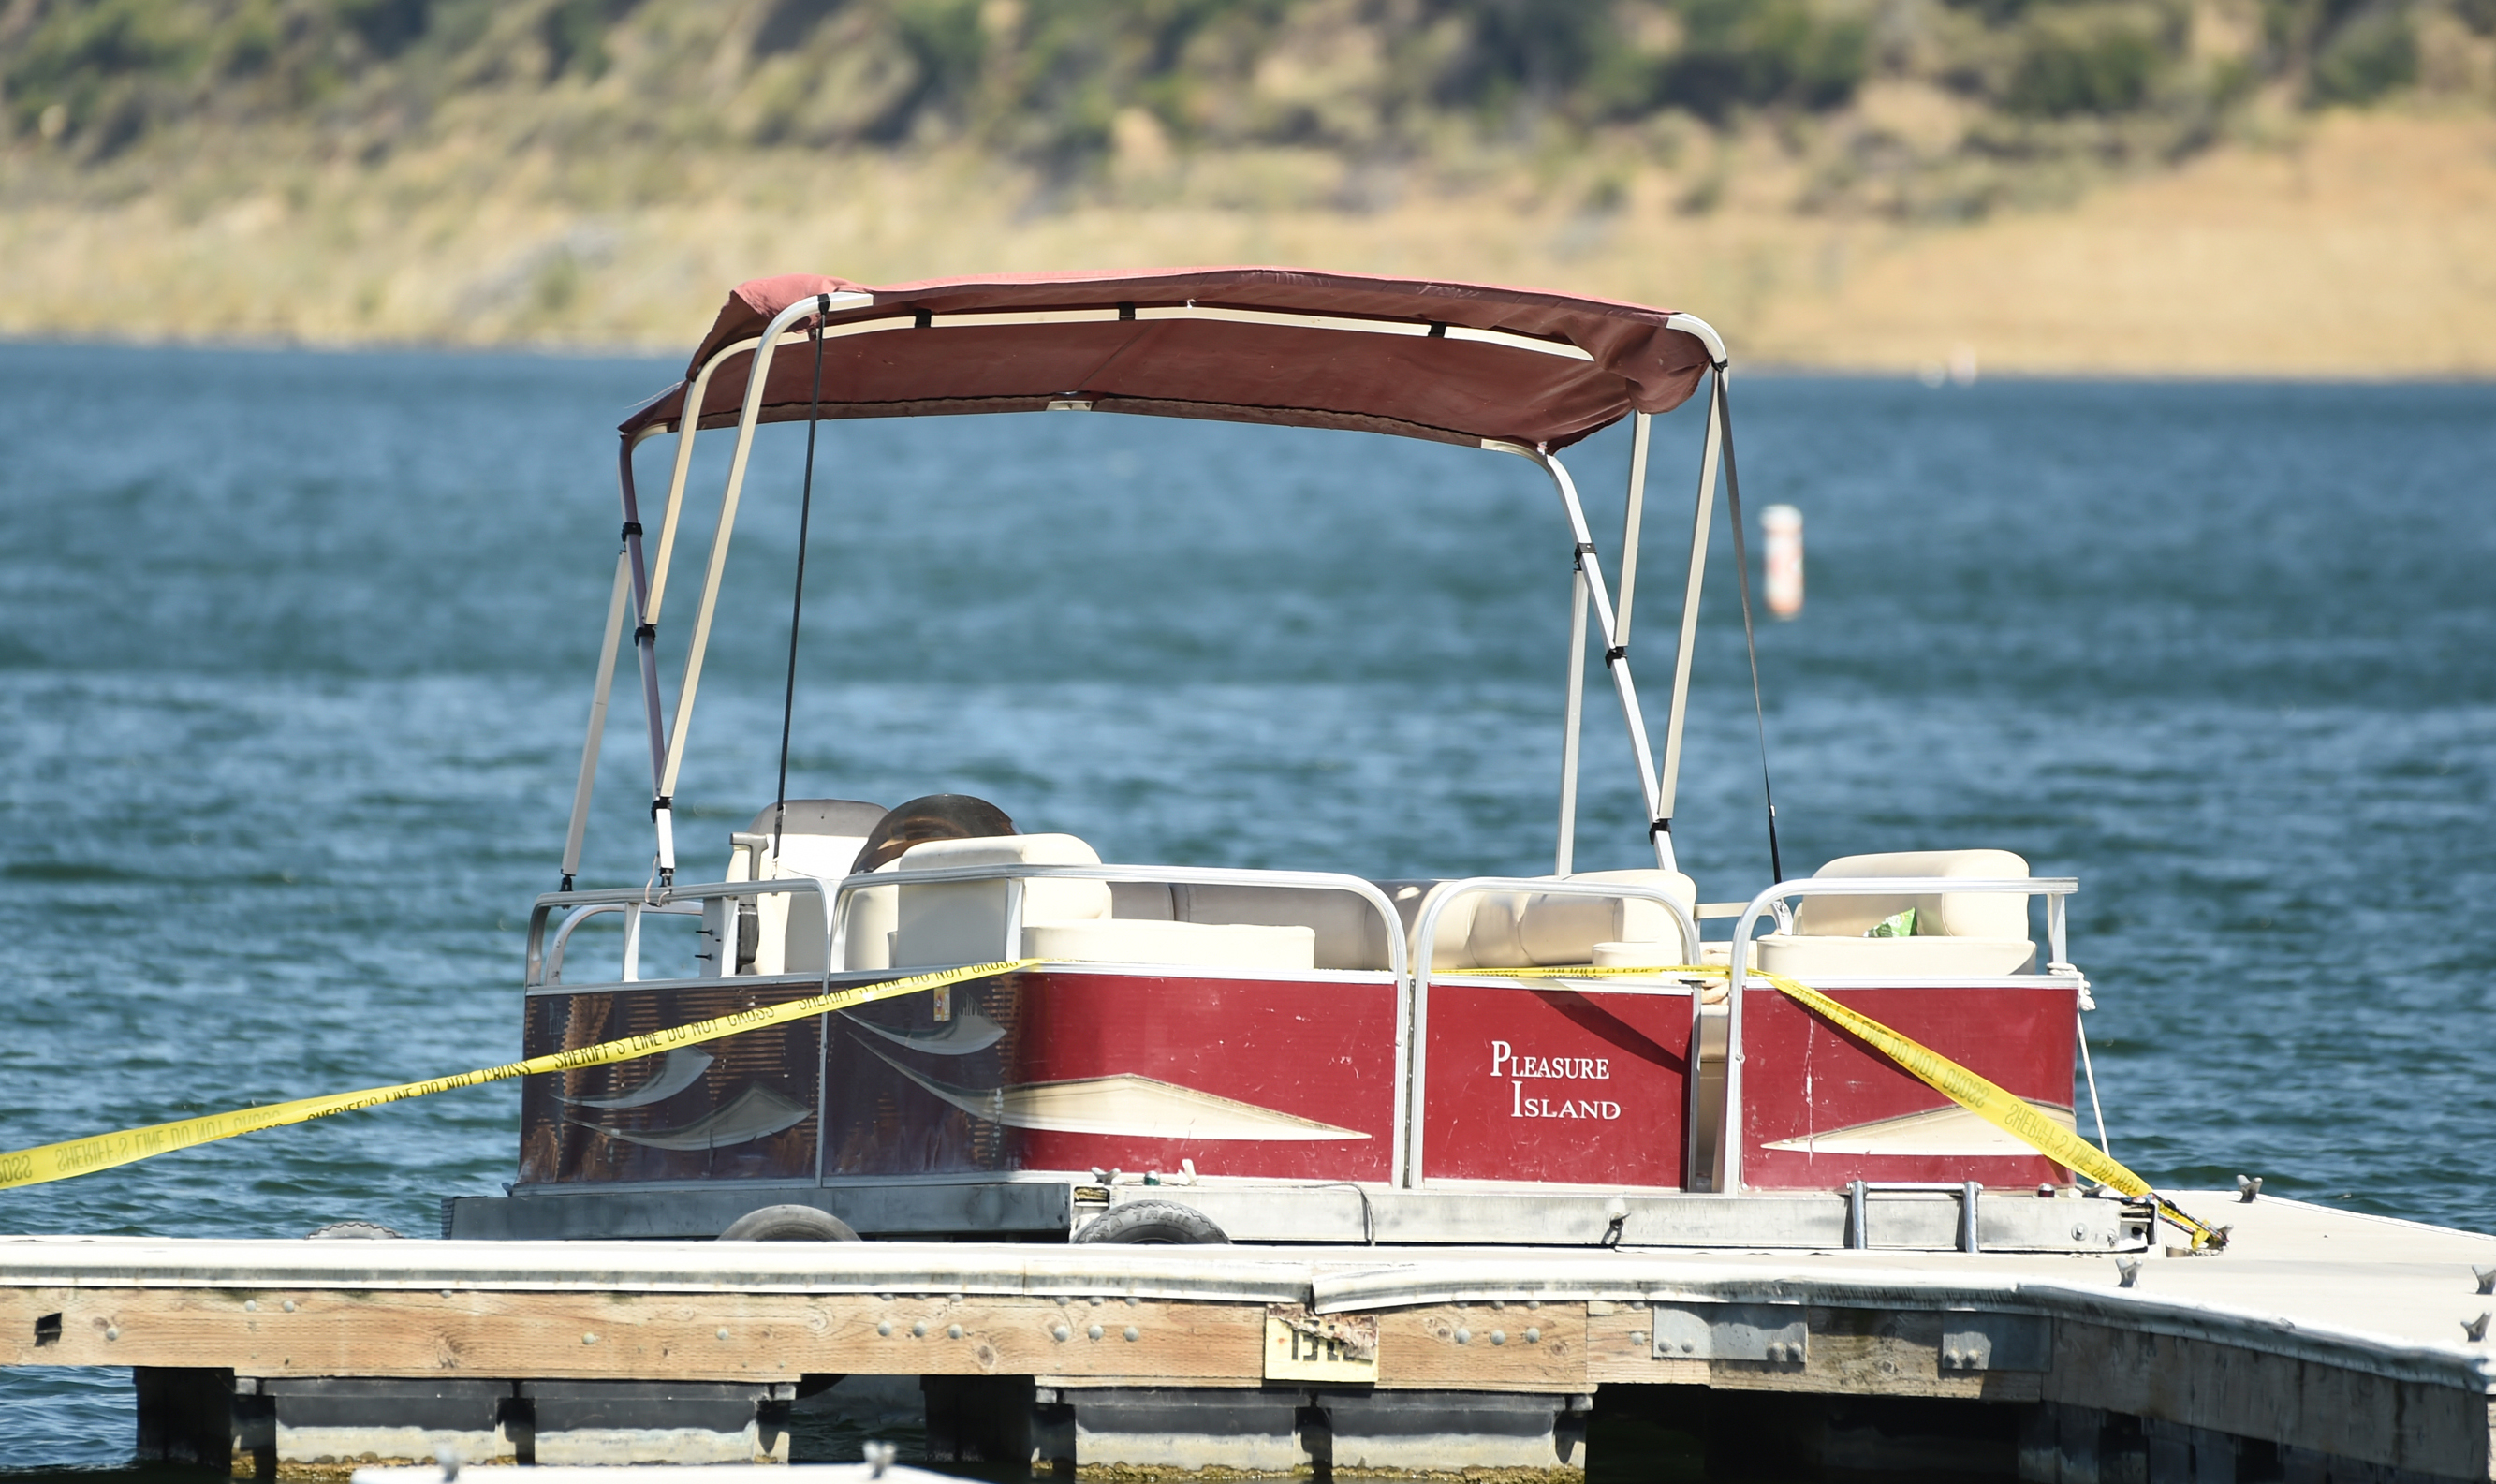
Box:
[1072,1199,1231,1245]
[718,1204,860,1241]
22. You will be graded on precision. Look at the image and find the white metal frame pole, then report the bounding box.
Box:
[1490,442,1672,871]
[558,551,634,890]
[615,429,673,860]
[1618,410,1653,644]
[1554,568,1589,875]
[1652,314,1729,855]
[1652,373,1724,846]
[652,292,874,878]
[647,347,755,629]
[1554,410,1653,878]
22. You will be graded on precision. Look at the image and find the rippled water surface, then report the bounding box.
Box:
[0,343,2490,1469]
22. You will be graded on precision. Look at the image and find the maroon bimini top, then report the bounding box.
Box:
[619,267,1717,451]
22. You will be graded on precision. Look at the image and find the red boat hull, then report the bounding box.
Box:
[1736,982,2079,1189]
[1418,979,1691,1188]
[519,969,2077,1197]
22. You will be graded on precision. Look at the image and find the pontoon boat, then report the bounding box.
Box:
[444,269,2138,1256]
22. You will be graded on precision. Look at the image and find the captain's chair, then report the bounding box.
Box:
[723,799,884,977]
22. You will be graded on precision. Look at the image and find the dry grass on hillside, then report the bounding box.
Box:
[2,108,2489,375]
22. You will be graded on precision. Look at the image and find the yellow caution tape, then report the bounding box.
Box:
[0,959,1037,1193]
[1442,962,2225,1249]
[3,949,2224,1251]
[1439,964,1723,977]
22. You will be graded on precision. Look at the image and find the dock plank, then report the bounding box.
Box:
[1373,1301,1589,1391]
[1584,1299,1705,1386]
[0,1286,1262,1382]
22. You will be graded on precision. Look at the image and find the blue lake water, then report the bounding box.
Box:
[0,341,2490,1469]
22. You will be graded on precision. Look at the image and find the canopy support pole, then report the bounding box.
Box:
[1619,410,1652,645]
[1553,409,1652,877]
[559,550,633,891]
[648,346,751,630]
[654,292,874,880]
[1555,568,1589,875]
[1490,442,1672,874]
[629,320,844,883]
[615,433,672,880]
[1653,372,1724,845]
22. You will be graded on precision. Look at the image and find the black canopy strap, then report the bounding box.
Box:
[1713,368,1785,886]
[771,295,830,858]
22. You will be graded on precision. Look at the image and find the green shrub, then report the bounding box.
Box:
[1656,0,1870,120]
[2006,22,2163,116]
[2308,8,2415,105]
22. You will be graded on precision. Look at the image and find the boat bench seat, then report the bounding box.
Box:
[886,834,1318,972]
[1113,882,1396,971]
[838,833,1712,977]
[1411,869,1699,972]
[1021,917,1314,971]
[1110,870,1702,974]
[1755,849,2039,978]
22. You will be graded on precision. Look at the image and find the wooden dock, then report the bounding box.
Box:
[4,1192,2489,1479]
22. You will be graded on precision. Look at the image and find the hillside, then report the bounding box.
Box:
[3,0,2492,373]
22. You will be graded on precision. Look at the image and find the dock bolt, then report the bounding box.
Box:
[876,1321,891,1337]
[1454,1328,1471,1344]
[948,1325,964,1340]
[1052,1324,1071,1342]
[912,1321,927,1338]
[1525,1328,1541,1344]
[1123,1326,1139,1342]
[1088,1324,1104,1341]
[1490,1330,1506,1345]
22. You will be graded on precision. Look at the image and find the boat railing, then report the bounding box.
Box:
[526,874,844,990]
[527,864,1411,989]
[815,863,1411,990]
[1405,877,1706,1189]
[1710,874,2081,1194]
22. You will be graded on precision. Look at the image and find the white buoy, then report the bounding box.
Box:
[1762,504,1803,620]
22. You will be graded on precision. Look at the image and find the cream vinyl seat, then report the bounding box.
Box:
[723,800,885,976]
[1754,849,2039,977]
[888,834,1316,972]
[1114,881,1400,971]
[1408,869,1699,973]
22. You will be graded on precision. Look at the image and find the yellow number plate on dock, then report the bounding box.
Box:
[1263,1303,1380,1382]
